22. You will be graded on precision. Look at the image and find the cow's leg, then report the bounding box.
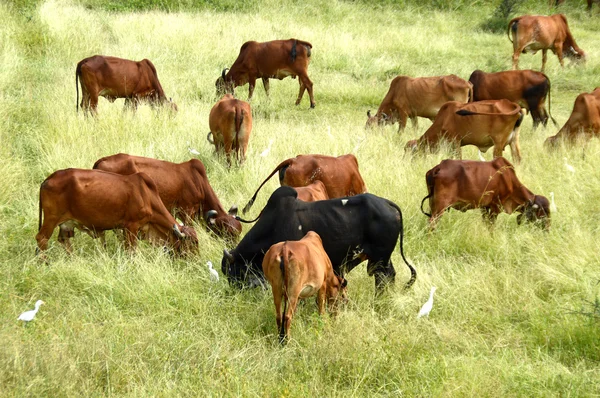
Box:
[35,217,59,254]
[296,79,307,106]
[272,287,284,341]
[247,77,257,101]
[512,48,521,70]
[297,74,315,108]
[223,127,235,167]
[58,224,74,254]
[368,259,396,294]
[262,77,270,96]
[398,113,408,132]
[317,283,326,315]
[554,45,564,69]
[89,92,100,116]
[283,293,299,343]
[410,116,419,131]
[481,207,499,225]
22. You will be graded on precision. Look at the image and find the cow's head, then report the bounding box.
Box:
[404,139,419,154]
[215,68,234,96]
[365,110,389,129]
[221,248,265,288]
[544,135,559,149]
[172,224,199,254]
[205,206,243,241]
[168,97,178,113]
[327,276,348,313]
[517,196,551,230]
[565,47,586,64]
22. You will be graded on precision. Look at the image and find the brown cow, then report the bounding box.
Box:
[508,14,586,72]
[76,55,177,115]
[366,74,472,132]
[469,69,557,129]
[545,88,600,147]
[215,39,315,108]
[420,158,551,230]
[36,169,198,255]
[404,99,525,164]
[262,231,347,343]
[294,180,329,202]
[554,0,598,13]
[206,94,253,165]
[243,154,368,213]
[93,153,242,240]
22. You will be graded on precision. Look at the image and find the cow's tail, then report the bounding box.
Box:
[388,200,417,290]
[243,158,295,214]
[291,39,297,63]
[543,73,559,127]
[278,243,288,344]
[420,169,435,218]
[507,17,520,43]
[75,60,83,113]
[235,106,243,159]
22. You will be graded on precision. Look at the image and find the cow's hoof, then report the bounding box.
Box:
[310,103,316,109]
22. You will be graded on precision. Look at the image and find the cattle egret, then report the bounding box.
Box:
[207,261,219,282]
[18,300,45,322]
[564,158,575,173]
[260,139,273,157]
[550,192,557,213]
[478,150,486,161]
[417,287,436,318]
[188,146,201,156]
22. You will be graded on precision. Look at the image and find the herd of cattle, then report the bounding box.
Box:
[36,12,598,341]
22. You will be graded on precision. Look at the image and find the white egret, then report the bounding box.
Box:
[260,139,274,157]
[564,157,575,173]
[417,287,436,318]
[207,261,219,282]
[549,192,557,213]
[188,146,201,156]
[18,300,45,322]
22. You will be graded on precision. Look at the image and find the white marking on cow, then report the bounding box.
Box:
[341,199,348,206]
[298,225,302,231]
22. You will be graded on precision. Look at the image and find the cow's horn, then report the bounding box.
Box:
[173,224,186,238]
[223,248,234,263]
[381,112,389,120]
[221,68,229,79]
[228,205,238,216]
[367,110,372,117]
[205,210,218,225]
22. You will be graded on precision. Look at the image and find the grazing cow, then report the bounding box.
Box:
[93,153,242,240]
[508,14,586,72]
[76,55,177,115]
[404,99,525,164]
[206,94,253,165]
[243,154,367,213]
[365,75,472,132]
[36,169,198,255]
[294,180,329,202]
[262,231,347,343]
[469,69,557,129]
[420,158,551,229]
[222,186,416,294]
[215,39,315,108]
[545,88,600,147]
[555,0,598,13]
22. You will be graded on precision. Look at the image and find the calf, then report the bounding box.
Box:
[262,231,347,343]
[36,169,198,255]
[215,39,315,108]
[76,55,177,115]
[93,153,242,239]
[508,14,586,72]
[469,69,557,129]
[294,180,329,202]
[404,99,525,164]
[420,158,551,229]
[207,94,253,165]
[545,88,600,147]
[243,154,367,213]
[366,74,472,132]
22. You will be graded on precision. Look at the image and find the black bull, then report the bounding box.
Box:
[221,186,417,292]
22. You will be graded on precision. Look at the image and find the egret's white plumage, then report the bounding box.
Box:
[549,192,557,213]
[18,300,45,322]
[207,261,219,282]
[477,150,486,162]
[564,157,575,173]
[188,147,201,156]
[417,287,436,318]
[260,139,273,157]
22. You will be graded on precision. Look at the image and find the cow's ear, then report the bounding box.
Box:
[341,278,348,288]
[381,112,389,121]
[367,110,372,118]
[205,210,218,224]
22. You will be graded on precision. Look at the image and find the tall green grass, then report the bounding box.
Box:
[1,0,599,395]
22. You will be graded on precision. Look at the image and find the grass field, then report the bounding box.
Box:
[1,0,600,395]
